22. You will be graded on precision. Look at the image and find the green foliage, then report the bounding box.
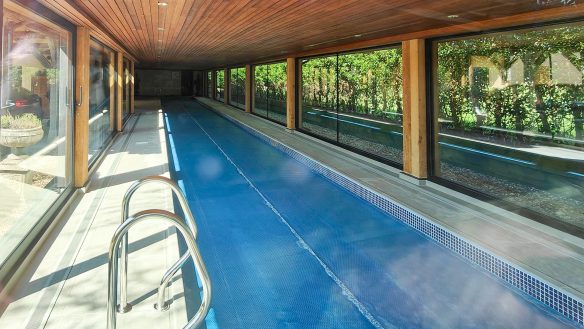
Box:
[1,113,42,129]
[254,62,287,114]
[301,47,403,123]
[436,24,584,140]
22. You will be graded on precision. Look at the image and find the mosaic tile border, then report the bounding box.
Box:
[200,100,584,326]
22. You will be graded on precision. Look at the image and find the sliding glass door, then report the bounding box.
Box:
[0,1,73,268]
[88,39,116,163]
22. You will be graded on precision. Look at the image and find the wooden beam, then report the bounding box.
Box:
[74,27,90,187]
[130,61,135,114]
[245,65,252,113]
[286,58,296,130]
[224,68,229,105]
[402,39,427,179]
[116,52,123,132]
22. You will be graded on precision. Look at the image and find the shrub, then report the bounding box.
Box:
[0,113,42,129]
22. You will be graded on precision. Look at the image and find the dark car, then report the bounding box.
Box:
[4,87,42,118]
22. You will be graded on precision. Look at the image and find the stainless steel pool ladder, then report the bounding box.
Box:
[107,209,211,329]
[118,176,199,313]
[107,176,212,329]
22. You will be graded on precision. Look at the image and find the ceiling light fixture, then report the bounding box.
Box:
[158,27,165,31]
[447,14,459,19]
[354,34,362,38]
[158,2,168,6]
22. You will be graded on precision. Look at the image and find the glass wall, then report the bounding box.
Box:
[300,46,403,164]
[88,39,116,163]
[122,57,130,121]
[432,23,584,231]
[253,62,287,124]
[229,67,246,109]
[207,71,212,98]
[0,2,73,267]
[216,70,225,101]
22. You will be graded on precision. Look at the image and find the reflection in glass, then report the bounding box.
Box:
[207,71,212,98]
[301,55,338,141]
[216,70,225,101]
[122,57,130,121]
[300,48,403,164]
[88,39,115,163]
[229,67,246,110]
[253,62,287,124]
[434,23,584,230]
[0,3,72,266]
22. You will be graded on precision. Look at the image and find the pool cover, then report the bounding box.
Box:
[162,98,578,329]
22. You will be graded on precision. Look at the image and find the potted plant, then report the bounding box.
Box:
[0,113,44,148]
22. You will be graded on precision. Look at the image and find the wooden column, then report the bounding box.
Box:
[116,52,123,132]
[74,27,90,187]
[402,39,428,179]
[297,61,303,129]
[286,58,296,129]
[108,50,116,132]
[211,71,216,100]
[245,65,252,113]
[130,61,135,114]
[224,68,229,105]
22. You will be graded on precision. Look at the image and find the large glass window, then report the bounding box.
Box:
[122,57,130,121]
[300,47,403,164]
[207,71,212,98]
[253,62,287,124]
[0,2,73,266]
[88,39,116,163]
[229,67,246,110]
[432,23,584,232]
[216,70,224,101]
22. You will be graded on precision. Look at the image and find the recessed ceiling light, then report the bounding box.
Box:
[447,14,459,19]
[354,34,362,38]
[158,2,168,6]
[158,27,165,31]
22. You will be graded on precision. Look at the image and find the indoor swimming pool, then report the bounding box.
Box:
[162,98,578,329]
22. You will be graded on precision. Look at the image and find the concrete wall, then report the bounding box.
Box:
[135,69,182,96]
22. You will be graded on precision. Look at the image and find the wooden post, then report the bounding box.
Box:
[211,71,216,99]
[130,61,135,114]
[116,52,123,132]
[297,61,303,129]
[108,50,116,131]
[224,68,229,105]
[245,65,252,113]
[74,27,90,187]
[402,39,428,179]
[286,58,296,129]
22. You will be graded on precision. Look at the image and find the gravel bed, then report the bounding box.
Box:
[441,163,584,228]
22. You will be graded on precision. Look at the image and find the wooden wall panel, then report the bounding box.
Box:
[402,39,427,179]
[74,27,90,187]
[286,58,296,130]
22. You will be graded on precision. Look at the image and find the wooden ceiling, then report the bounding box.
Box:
[43,0,584,69]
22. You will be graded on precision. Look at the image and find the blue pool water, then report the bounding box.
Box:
[162,98,578,329]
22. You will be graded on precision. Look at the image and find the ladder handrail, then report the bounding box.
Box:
[119,176,197,312]
[107,209,212,329]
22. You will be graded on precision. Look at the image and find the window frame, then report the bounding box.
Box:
[426,18,584,238]
[296,44,404,169]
